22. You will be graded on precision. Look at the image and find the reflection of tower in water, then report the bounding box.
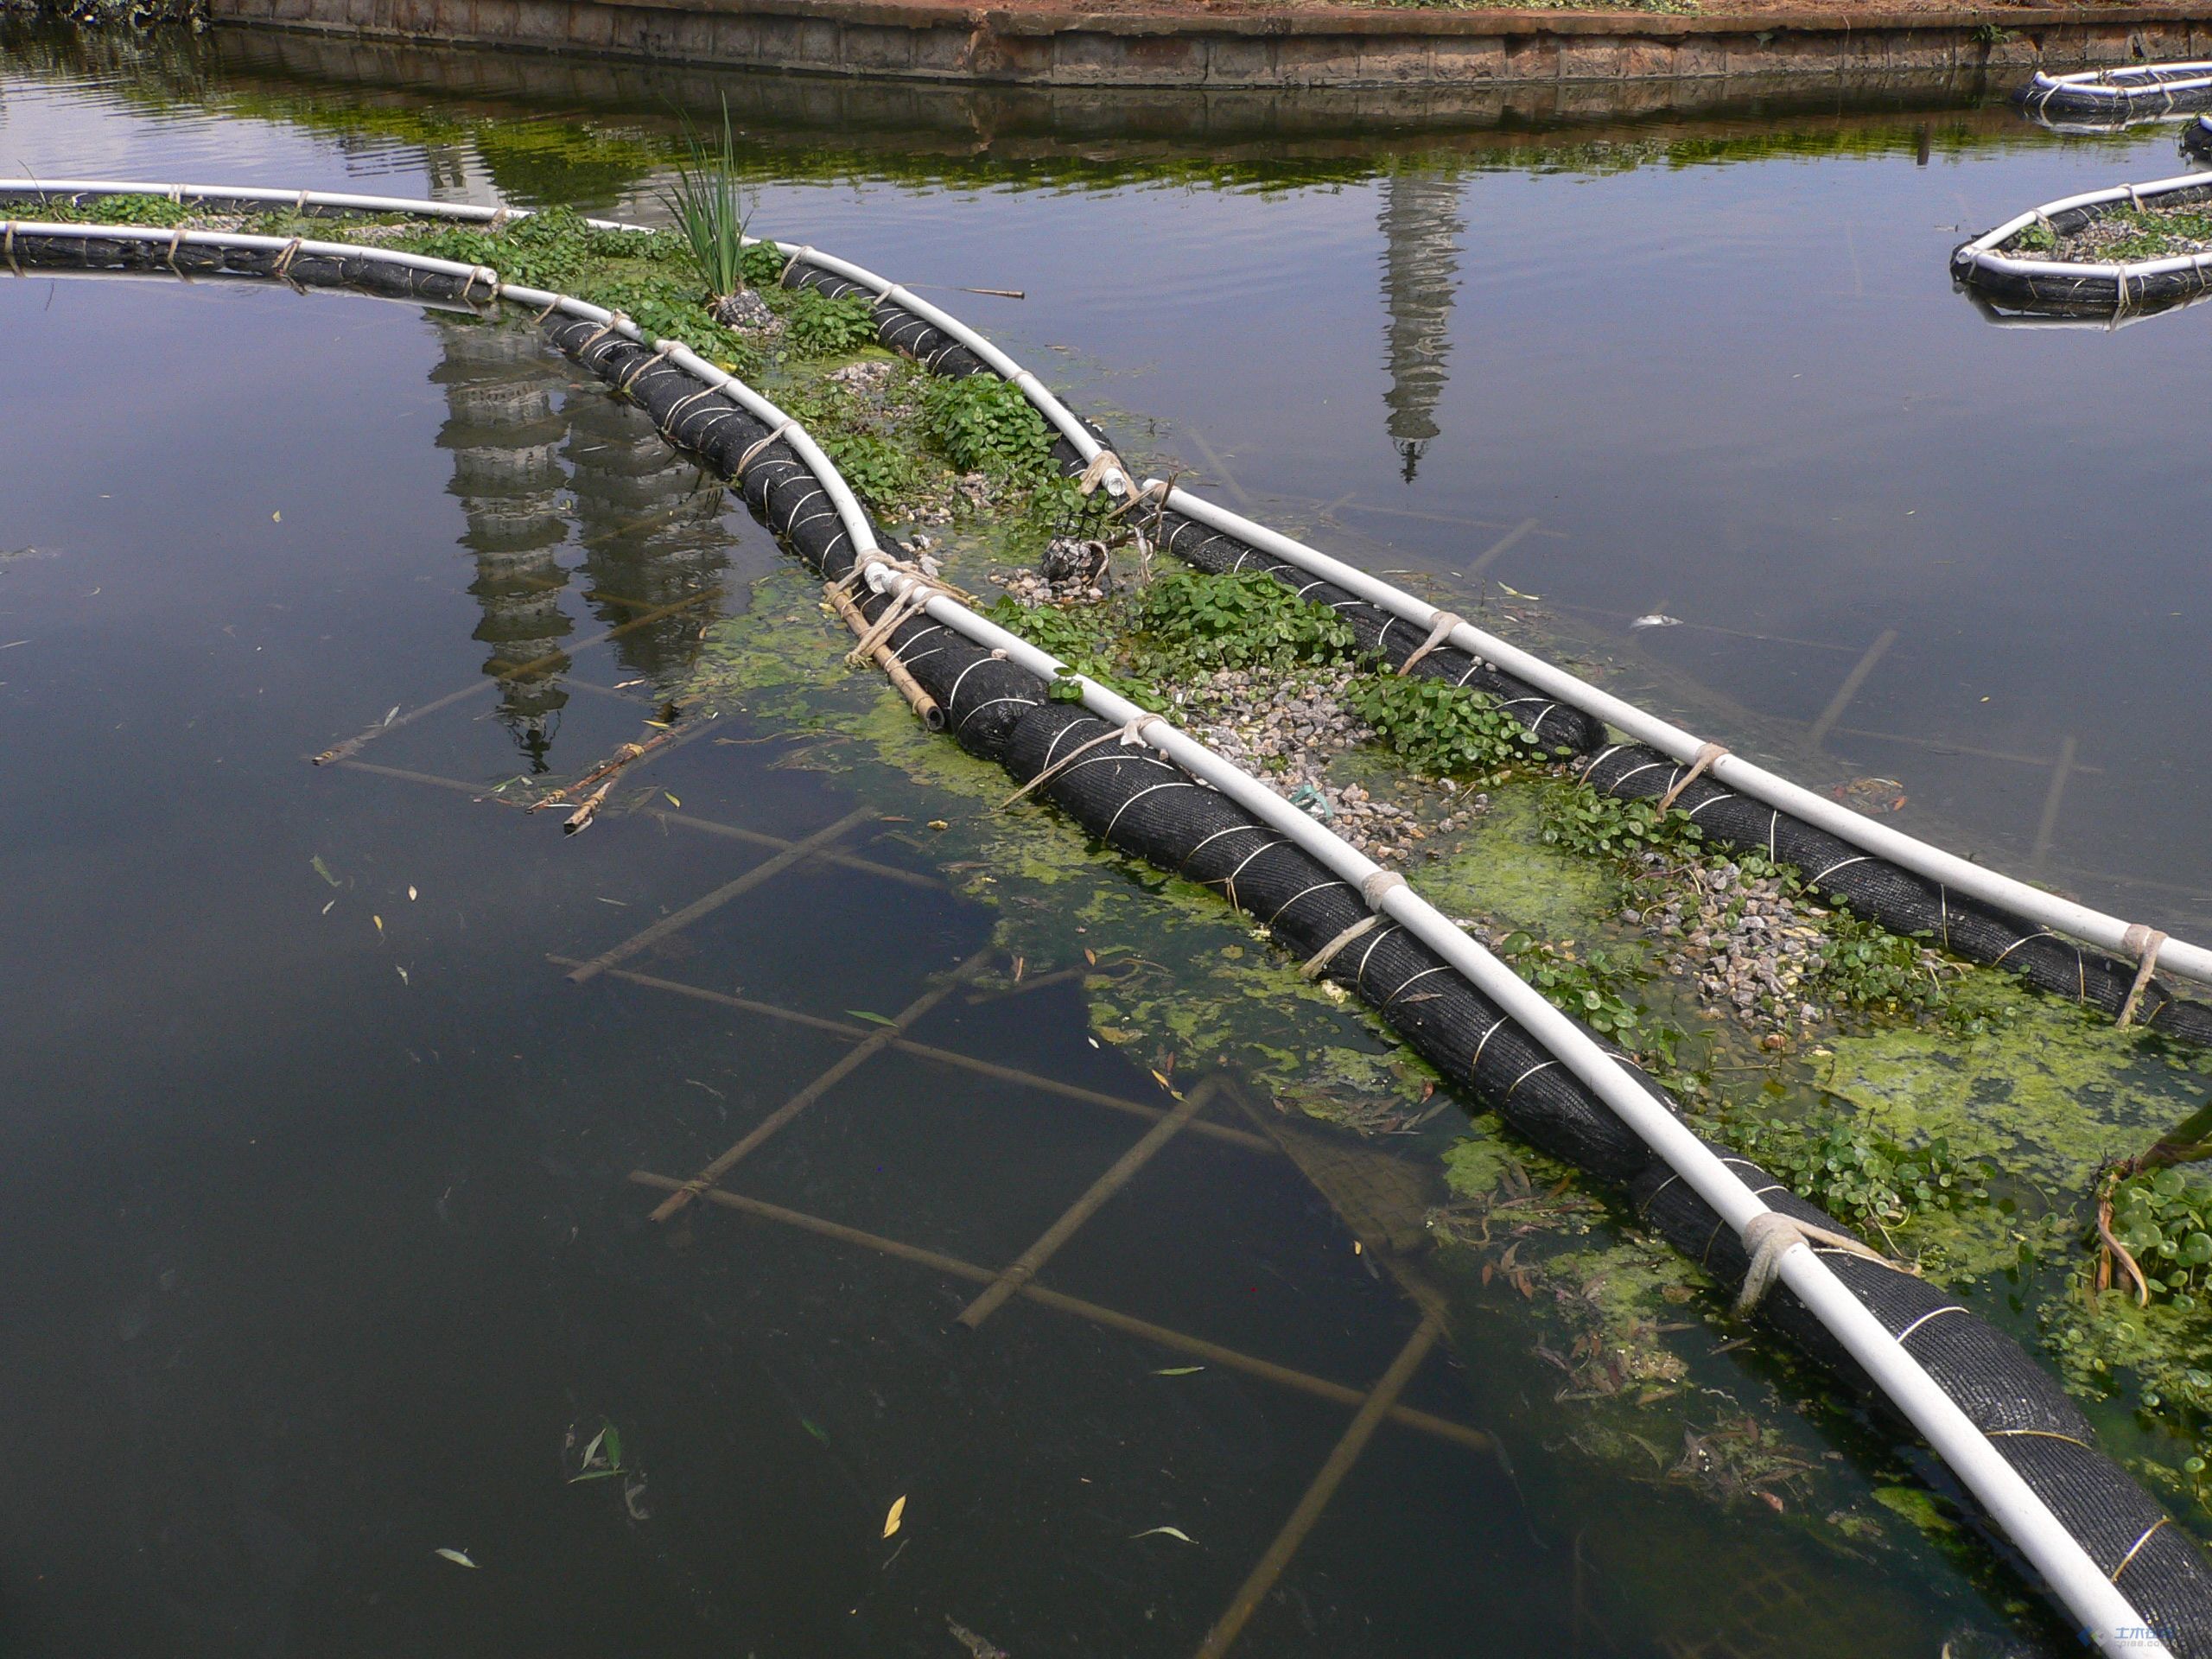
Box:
[432,318,575,771]
[563,387,734,688]
[1378,167,1465,484]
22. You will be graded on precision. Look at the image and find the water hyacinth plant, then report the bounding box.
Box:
[658,99,753,326]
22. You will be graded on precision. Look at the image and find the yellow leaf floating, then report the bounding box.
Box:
[433,1548,479,1568]
[882,1495,906,1540]
[1130,1526,1193,1543]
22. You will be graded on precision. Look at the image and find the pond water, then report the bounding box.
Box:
[3,24,2209,1659]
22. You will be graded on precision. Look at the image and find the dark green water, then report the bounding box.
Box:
[3,24,2208,1658]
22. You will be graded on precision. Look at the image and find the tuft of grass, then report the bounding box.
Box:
[658,99,752,306]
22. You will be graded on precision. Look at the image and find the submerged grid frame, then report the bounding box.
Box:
[329,629,1501,1659]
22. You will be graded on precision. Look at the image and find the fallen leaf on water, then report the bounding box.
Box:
[407,886,418,901]
[271,511,282,523]
[664,792,681,807]
[1130,1526,1193,1544]
[801,1418,831,1446]
[1151,1366,1205,1376]
[309,855,341,887]
[383,706,399,728]
[1630,613,1682,630]
[882,1495,906,1539]
[847,1010,897,1027]
[1496,582,1542,601]
[1084,949,1096,965]
[373,915,384,934]
[396,966,409,986]
[433,1548,478,1568]
[321,899,335,916]
[927,819,950,831]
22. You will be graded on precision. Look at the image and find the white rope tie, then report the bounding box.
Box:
[999,715,1165,809]
[1732,1210,1898,1317]
[1396,612,1464,677]
[1075,449,1130,497]
[1657,741,1729,814]
[579,310,631,351]
[1300,871,1408,978]
[166,224,186,270]
[843,582,935,667]
[2119,923,2169,1028]
[270,236,302,277]
[734,419,799,480]
[616,337,679,393]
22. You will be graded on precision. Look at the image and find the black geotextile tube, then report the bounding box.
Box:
[549,311,2212,1651]
[1582,743,2212,1048]
[1952,179,2212,312]
[1,228,488,301]
[781,258,1607,760]
[2027,75,2212,120]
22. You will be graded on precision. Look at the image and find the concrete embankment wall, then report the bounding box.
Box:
[207,0,2212,90]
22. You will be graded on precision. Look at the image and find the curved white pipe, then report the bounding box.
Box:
[10,210,2180,1657]
[9,176,2209,993]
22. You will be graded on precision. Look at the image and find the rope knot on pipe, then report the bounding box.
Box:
[1299,870,1408,980]
[1732,1210,1898,1318]
[1396,613,1465,677]
[840,550,975,669]
[1361,870,1407,907]
[1658,741,1730,814]
[1075,449,1133,499]
[2119,924,2170,1028]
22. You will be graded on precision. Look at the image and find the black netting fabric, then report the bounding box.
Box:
[782,256,1605,760]
[538,312,2212,1654]
[1583,743,2212,1046]
[1,227,486,301]
[2187,118,2212,162]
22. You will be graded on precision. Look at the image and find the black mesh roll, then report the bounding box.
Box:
[1584,743,2212,1046]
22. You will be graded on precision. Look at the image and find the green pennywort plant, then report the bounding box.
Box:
[1348,676,1530,784]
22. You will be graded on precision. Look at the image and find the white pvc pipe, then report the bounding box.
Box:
[16,211,2179,1656]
